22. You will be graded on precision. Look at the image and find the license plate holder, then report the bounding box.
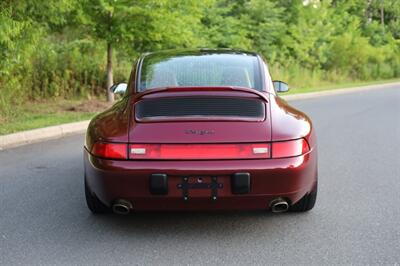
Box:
[177,176,223,201]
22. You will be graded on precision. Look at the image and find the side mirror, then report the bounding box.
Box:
[273,80,289,93]
[110,82,127,95]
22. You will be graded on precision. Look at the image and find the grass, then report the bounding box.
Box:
[1,112,95,135]
[1,78,399,136]
[0,99,109,135]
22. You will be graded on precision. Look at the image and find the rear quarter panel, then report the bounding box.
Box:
[85,97,131,150]
[270,95,317,149]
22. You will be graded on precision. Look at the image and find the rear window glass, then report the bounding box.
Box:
[139,52,261,91]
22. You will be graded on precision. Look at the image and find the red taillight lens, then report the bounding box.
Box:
[129,143,270,160]
[272,138,309,158]
[91,143,127,159]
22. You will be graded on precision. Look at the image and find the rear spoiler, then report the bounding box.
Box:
[131,86,269,103]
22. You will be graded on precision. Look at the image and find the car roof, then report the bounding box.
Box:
[142,48,259,58]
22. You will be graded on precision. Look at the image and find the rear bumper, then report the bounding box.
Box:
[84,148,317,211]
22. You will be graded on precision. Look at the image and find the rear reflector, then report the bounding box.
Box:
[131,148,146,155]
[91,143,127,159]
[129,143,271,160]
[272,138,309,158]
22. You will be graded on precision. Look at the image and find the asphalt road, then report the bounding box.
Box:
[1,86,399,265]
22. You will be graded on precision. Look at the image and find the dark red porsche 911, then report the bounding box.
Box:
[84,49,317,214]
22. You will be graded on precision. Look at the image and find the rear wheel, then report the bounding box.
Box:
[85,179,109,214]
[290,182,317,212]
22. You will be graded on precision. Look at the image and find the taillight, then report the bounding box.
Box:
[129,143,271,160]
[91,142,127,159]
[272,138,309,158]
[90,140,309,160]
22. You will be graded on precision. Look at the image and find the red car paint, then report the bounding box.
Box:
[84,49,317,212]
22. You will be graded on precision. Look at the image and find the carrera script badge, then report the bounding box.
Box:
[185,129,215,135]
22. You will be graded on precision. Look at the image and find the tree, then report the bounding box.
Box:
[282,1,336,69]
[201,0,251,49]
[242,0,285,63]
[81,0,206,102]
[0,0,77,115]
[81,0,139,102]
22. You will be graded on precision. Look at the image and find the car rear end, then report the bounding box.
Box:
[84,87,317,213]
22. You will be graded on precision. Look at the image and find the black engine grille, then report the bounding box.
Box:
[135,97,265,121]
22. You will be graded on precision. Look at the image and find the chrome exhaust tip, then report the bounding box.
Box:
[112,199,133,215]
[270,198,289,213]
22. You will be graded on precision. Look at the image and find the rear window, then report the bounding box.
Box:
[139,52,262,91]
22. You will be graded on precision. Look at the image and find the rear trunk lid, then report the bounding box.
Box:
[128,87,271,144]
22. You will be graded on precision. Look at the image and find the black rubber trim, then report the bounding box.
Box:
[149,174,168,195]
[231,173,251,194]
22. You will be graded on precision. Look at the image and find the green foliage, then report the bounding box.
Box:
[1,0,400,122]
[201,0,251,49]
[79,0,208,54]
[242,0,286,63]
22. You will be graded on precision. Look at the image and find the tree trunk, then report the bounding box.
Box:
[106,42,114,103]
[380,4,385,32]
[365,0,372,24]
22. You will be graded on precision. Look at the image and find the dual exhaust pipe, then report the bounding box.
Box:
[270,198,289,213]
[112,198,289,214]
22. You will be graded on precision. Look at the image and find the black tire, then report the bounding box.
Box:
[85,179,109,214]
[290,182,317,212]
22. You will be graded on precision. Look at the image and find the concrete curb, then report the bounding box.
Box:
[0,82,398,150]
[0,120,90,150]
